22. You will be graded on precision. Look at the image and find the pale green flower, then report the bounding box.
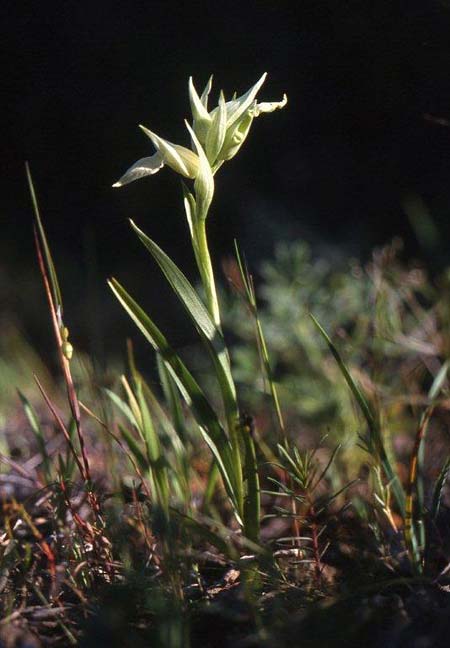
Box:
[113,73,287,187]
[189,72,287,167]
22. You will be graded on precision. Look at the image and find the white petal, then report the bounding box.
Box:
[200,75,213,109]
[253,94,288,116]
[189,77,211,122]
[189,77,213,144]
[225,72,267,127]
[205,90,227,164]
[112,153,164,187]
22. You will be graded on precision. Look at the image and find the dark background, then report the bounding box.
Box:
[3,1,450,361]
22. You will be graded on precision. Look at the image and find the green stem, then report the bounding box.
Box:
[193,217,246,524]
[195,219,221,329]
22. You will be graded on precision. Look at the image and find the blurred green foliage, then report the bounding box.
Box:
[224,239,448,450]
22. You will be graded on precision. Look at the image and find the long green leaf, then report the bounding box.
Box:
[310,315,374,427]
[108,277,240,513]
[135,378,170,509]
[119,424,148,472]
[26,163,63,313]
[104,388,139,429]
[157,352,188,447]
[130,220,237,421]
[135,379,159,462]
[234,241,286,442]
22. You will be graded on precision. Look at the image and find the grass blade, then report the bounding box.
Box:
[118,424,149,473]
[431,454,450,520]
[26,163,63,313]
[104,387,140,429]
[157,353,188,447]
[310,314,405,514]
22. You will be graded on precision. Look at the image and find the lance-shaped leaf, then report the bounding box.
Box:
[26,163,63,314]
[104,387,140,429]
[130,219,237,418]
[108,278,240,509]
[135,377,170,507]
[157,353,187,448]
[118,423,148,472]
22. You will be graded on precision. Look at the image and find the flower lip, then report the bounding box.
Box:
[252,93,288,116]
[112,153,164,188]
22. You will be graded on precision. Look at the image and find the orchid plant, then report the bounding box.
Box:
[110,74,287,542]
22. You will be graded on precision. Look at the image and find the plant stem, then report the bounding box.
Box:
[195,219,221,329]
[194,218,249,527]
